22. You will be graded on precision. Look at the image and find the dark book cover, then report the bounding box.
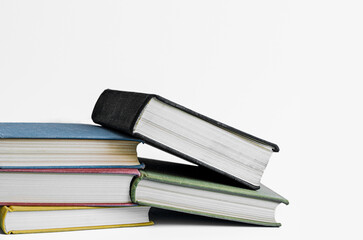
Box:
[92,89,279,189]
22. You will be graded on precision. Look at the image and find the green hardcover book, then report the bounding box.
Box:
[131,158,288,227]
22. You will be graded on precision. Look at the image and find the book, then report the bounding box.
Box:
[0,123,143,168]
[131,158,288,227]
[0,206,153,234]
[0,168,140,206]
[92,89,279,189]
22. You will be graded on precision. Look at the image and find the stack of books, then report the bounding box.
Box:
[0,89,288,234]
[0,123,153,234]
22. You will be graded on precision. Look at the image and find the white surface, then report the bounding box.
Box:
[134,97,273,186]
[0,0,362,239]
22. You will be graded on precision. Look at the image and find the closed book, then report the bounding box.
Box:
[92,89,279,189]
[0,206,153,234]
[0,123,143,168]
[131,158,288,227]
[0,168,139,206]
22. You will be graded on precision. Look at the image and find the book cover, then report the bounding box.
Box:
[92,89,279,189]
[0,122,141,141]
[0,206,153,234]
[131,158,288,227]
[0,122,144,169]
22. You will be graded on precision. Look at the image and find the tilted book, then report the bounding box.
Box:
[131,158,288,227]
[0,206,152,234]
[0,122,143,168]
[0,168,140,206]
[92,89,279,189]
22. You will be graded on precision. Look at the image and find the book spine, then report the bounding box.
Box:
[130,174,144,204]
[0,206,10,234]
[92,89,155,135]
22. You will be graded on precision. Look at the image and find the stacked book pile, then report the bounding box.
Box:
[0,89,288,234]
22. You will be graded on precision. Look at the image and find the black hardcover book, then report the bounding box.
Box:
[92,89,279,189]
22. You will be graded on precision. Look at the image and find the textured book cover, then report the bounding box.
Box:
[0,206,153,234]
[0,122,141,141]
[131,158,288,227]
[92,89,279,189]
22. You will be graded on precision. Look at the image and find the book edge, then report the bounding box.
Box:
[0,163,145,169]
[1,206,153,234]
[134,133,260,190]
[139,201,281,227]
[136,170,288,204]
[154,95,280,152]
[0,203,137,207]
[6,222,154,234]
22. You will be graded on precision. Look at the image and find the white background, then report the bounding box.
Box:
[0,0,362,239]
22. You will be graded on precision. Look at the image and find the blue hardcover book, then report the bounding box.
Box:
[0,123,144,169]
